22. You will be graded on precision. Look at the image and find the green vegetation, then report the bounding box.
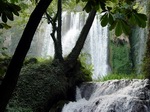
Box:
[142,0,150,79]
[142,57,150,79]
[0,0,148,111]
[8,59,67,112]
[0,56,11,78]
[79,53,93,80]
[110,38,133,74]
[99,73,144,82]
[4,57,92,112]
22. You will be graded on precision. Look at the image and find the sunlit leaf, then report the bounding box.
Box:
[106,1,115,8]
[10,0,19,3]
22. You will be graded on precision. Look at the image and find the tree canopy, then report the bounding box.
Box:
[0,0,148,111]
[0,0,21,29]
[77,0,147,36]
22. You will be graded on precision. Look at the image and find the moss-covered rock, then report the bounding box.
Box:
[7,60,67,112]
[7,58,92,112]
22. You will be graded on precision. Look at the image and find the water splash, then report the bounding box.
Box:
[62,79,150,112]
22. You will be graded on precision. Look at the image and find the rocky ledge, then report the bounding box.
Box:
[62,79,150,112]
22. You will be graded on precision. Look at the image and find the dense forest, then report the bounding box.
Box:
[0,0,149,111]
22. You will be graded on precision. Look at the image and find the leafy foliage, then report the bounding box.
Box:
[142,57,150,79]
[76,0,147,36]
[0,1,21,29]
[7,57,92,111]
[0,56,11,78]
[110,38,133,74]
[8,59,68,112]
[142,0,150,79]
[99,73,144,82]
[79,53,93,79]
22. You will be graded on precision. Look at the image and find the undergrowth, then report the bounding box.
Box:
[97,73,145,82]
[7,59,68,112]
[5,56,92,112]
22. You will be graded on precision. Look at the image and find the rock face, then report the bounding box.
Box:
[62,79,150,112]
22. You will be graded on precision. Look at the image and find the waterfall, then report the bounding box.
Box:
[2,11,110,79]
[62,79,150,112]
[39,12,110,79]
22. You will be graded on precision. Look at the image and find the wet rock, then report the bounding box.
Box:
[62,79,150,112]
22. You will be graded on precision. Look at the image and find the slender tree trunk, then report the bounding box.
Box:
[0,0,53,111]
[65,9,96,68]
[54,0,63,61]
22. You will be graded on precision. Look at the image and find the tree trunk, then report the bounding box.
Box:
[0,0,53,111]
[65,9,96,68]
[54,0,64,61]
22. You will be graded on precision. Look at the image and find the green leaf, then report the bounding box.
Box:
[8,4,20,16]
[129,13,136,25]
[11,4,21,11]
[108,13,114,24]
[112,0,119,4]
[109,21,117,30]
[10,0,19,3]
[1,23,11,29]
[121,20,130,35]
[2,47,7,50]
[76,0,80,3]
[134,13,147,28]
[101,13,109,27]
[115,20,122,36]
[83,2,92,13]
[94,4,100,11]
[2,13,7,23]
[106,1,115,8]
[138,14,147,21]
[12,10,19,16]
[0,24,3,29]
[5,11,14,21]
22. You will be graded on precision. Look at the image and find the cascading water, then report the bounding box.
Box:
[1,11,110,79]
[40,12,110,79]
[62,79,150,112]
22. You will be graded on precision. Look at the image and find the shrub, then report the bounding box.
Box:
[8,59,68,112]
[98,73,144,82]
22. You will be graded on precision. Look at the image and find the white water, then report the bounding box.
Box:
[62,79,150,112]
[1,11,110,79]
[39,12,110,79]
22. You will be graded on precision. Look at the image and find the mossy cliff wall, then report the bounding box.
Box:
[110,0,148,74]
[129,0,148,74]
[109,34,132,74]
